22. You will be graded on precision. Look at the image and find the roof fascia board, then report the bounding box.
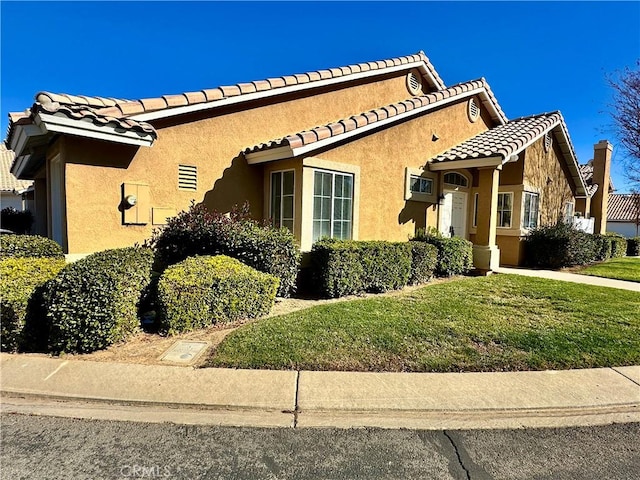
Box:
[9,123,44,157]
[508,120,561,159]
[429,156,503,171]
[132,61,428,122]
[10,154,31,179]
[478,92,507,125]
[246,87,486,164]
[37,113,155,147]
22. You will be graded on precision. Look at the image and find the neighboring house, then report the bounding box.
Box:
[0,144,33,211]
[6,50,611,270]
[607,193,640,237]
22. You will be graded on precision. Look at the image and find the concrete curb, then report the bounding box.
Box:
[1,354,639,429]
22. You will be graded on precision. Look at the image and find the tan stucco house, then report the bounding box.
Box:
[6,50,611,270]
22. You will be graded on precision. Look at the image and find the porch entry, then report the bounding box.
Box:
[439,190,467,238]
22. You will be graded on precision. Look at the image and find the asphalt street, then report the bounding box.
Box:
[1,414,638,480]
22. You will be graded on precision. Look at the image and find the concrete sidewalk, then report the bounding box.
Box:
[1,353,638,430]
[496,267,640,291]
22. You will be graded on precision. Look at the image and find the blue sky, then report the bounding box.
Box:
[2,1,639,191]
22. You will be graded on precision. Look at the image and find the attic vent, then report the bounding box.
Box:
[178,164,197,191]
[544,132,552,152]
[468,98,480,122]
[406,70,423,95]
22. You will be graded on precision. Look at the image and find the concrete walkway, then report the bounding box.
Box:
[496,266,640,292]
[1,353,639,430]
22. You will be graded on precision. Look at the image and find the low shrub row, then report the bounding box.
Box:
[310,239,413,298]
[0,234,64,259]
[0,257,66,351]
[607,233,627,258]
[627,237,640,256]
[157,255,279,335]
[409,242,439,285]
[147,202,300,297]
[412,228,474,276]
[524,223,631,268]
[35,247,155,354]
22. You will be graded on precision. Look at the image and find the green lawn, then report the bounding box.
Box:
[577,257,640,283]
[206,274,640,372]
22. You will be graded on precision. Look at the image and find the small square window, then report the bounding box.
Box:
[410,175,433,195]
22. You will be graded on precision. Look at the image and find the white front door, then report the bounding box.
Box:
[439,190,467,238]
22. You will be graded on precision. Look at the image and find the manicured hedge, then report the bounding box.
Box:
[41,247,154,354]
[525,223,599,268]
[412,229,473,277]
[157,255,279,335]
[627,237,640,256]
[310,239,412,298]
[593,234,612,262]
[0,258,65,351]
[606,233,627,258]
[0,234,64,259]
[409,241,438,285]
[148,202,299,297]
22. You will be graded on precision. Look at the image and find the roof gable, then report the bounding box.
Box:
[244,78,506,163]
[428,112,588,196]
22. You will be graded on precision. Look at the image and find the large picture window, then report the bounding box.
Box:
[522,192,540,229]
[497,192,513,228]
[270,170,294,232]
[313,170,353,242]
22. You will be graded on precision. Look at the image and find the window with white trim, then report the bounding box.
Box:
[444,172,468,187]
[497,192,513,228]
[410,175,433,195]
[522,192,539,229]
[564,202,574,223]
[270,170,294,232]
[313,170,353,242]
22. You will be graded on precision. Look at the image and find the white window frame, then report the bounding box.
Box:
[522,192,540,229]
[497,192,513,229]
[312,169,354,242]
[270,169,295,232]
[564,201,575,224]
[443,172,469,188]
[409,175,433,195]
[472,192,479,227]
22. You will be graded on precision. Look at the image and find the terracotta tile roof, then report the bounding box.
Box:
[608,193,640,222]
[33,51,445,121]
[244,78,504,156]
[431,112,562,163]
[0,144,32,192]
[579,161,614,196]
[33,100,158,137]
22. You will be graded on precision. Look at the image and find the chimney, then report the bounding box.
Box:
[591,140,613,234]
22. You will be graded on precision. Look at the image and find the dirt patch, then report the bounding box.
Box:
[34,277,460,368]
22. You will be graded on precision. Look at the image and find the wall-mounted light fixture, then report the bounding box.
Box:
[124,194,137,208]
[432,133,440,142]
[437,193,446,205]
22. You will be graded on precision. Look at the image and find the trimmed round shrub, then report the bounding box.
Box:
[525,223,599,268]
[42,247,154,354]
[627,237,640,256]
[0,257,65,351]
[310,239,412,298]
[606,233,627,258]
[157,255,279,335]
[147,202,299,297]
[412,229,473,277]
[409,241,438,285]
[0,234,64,259]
